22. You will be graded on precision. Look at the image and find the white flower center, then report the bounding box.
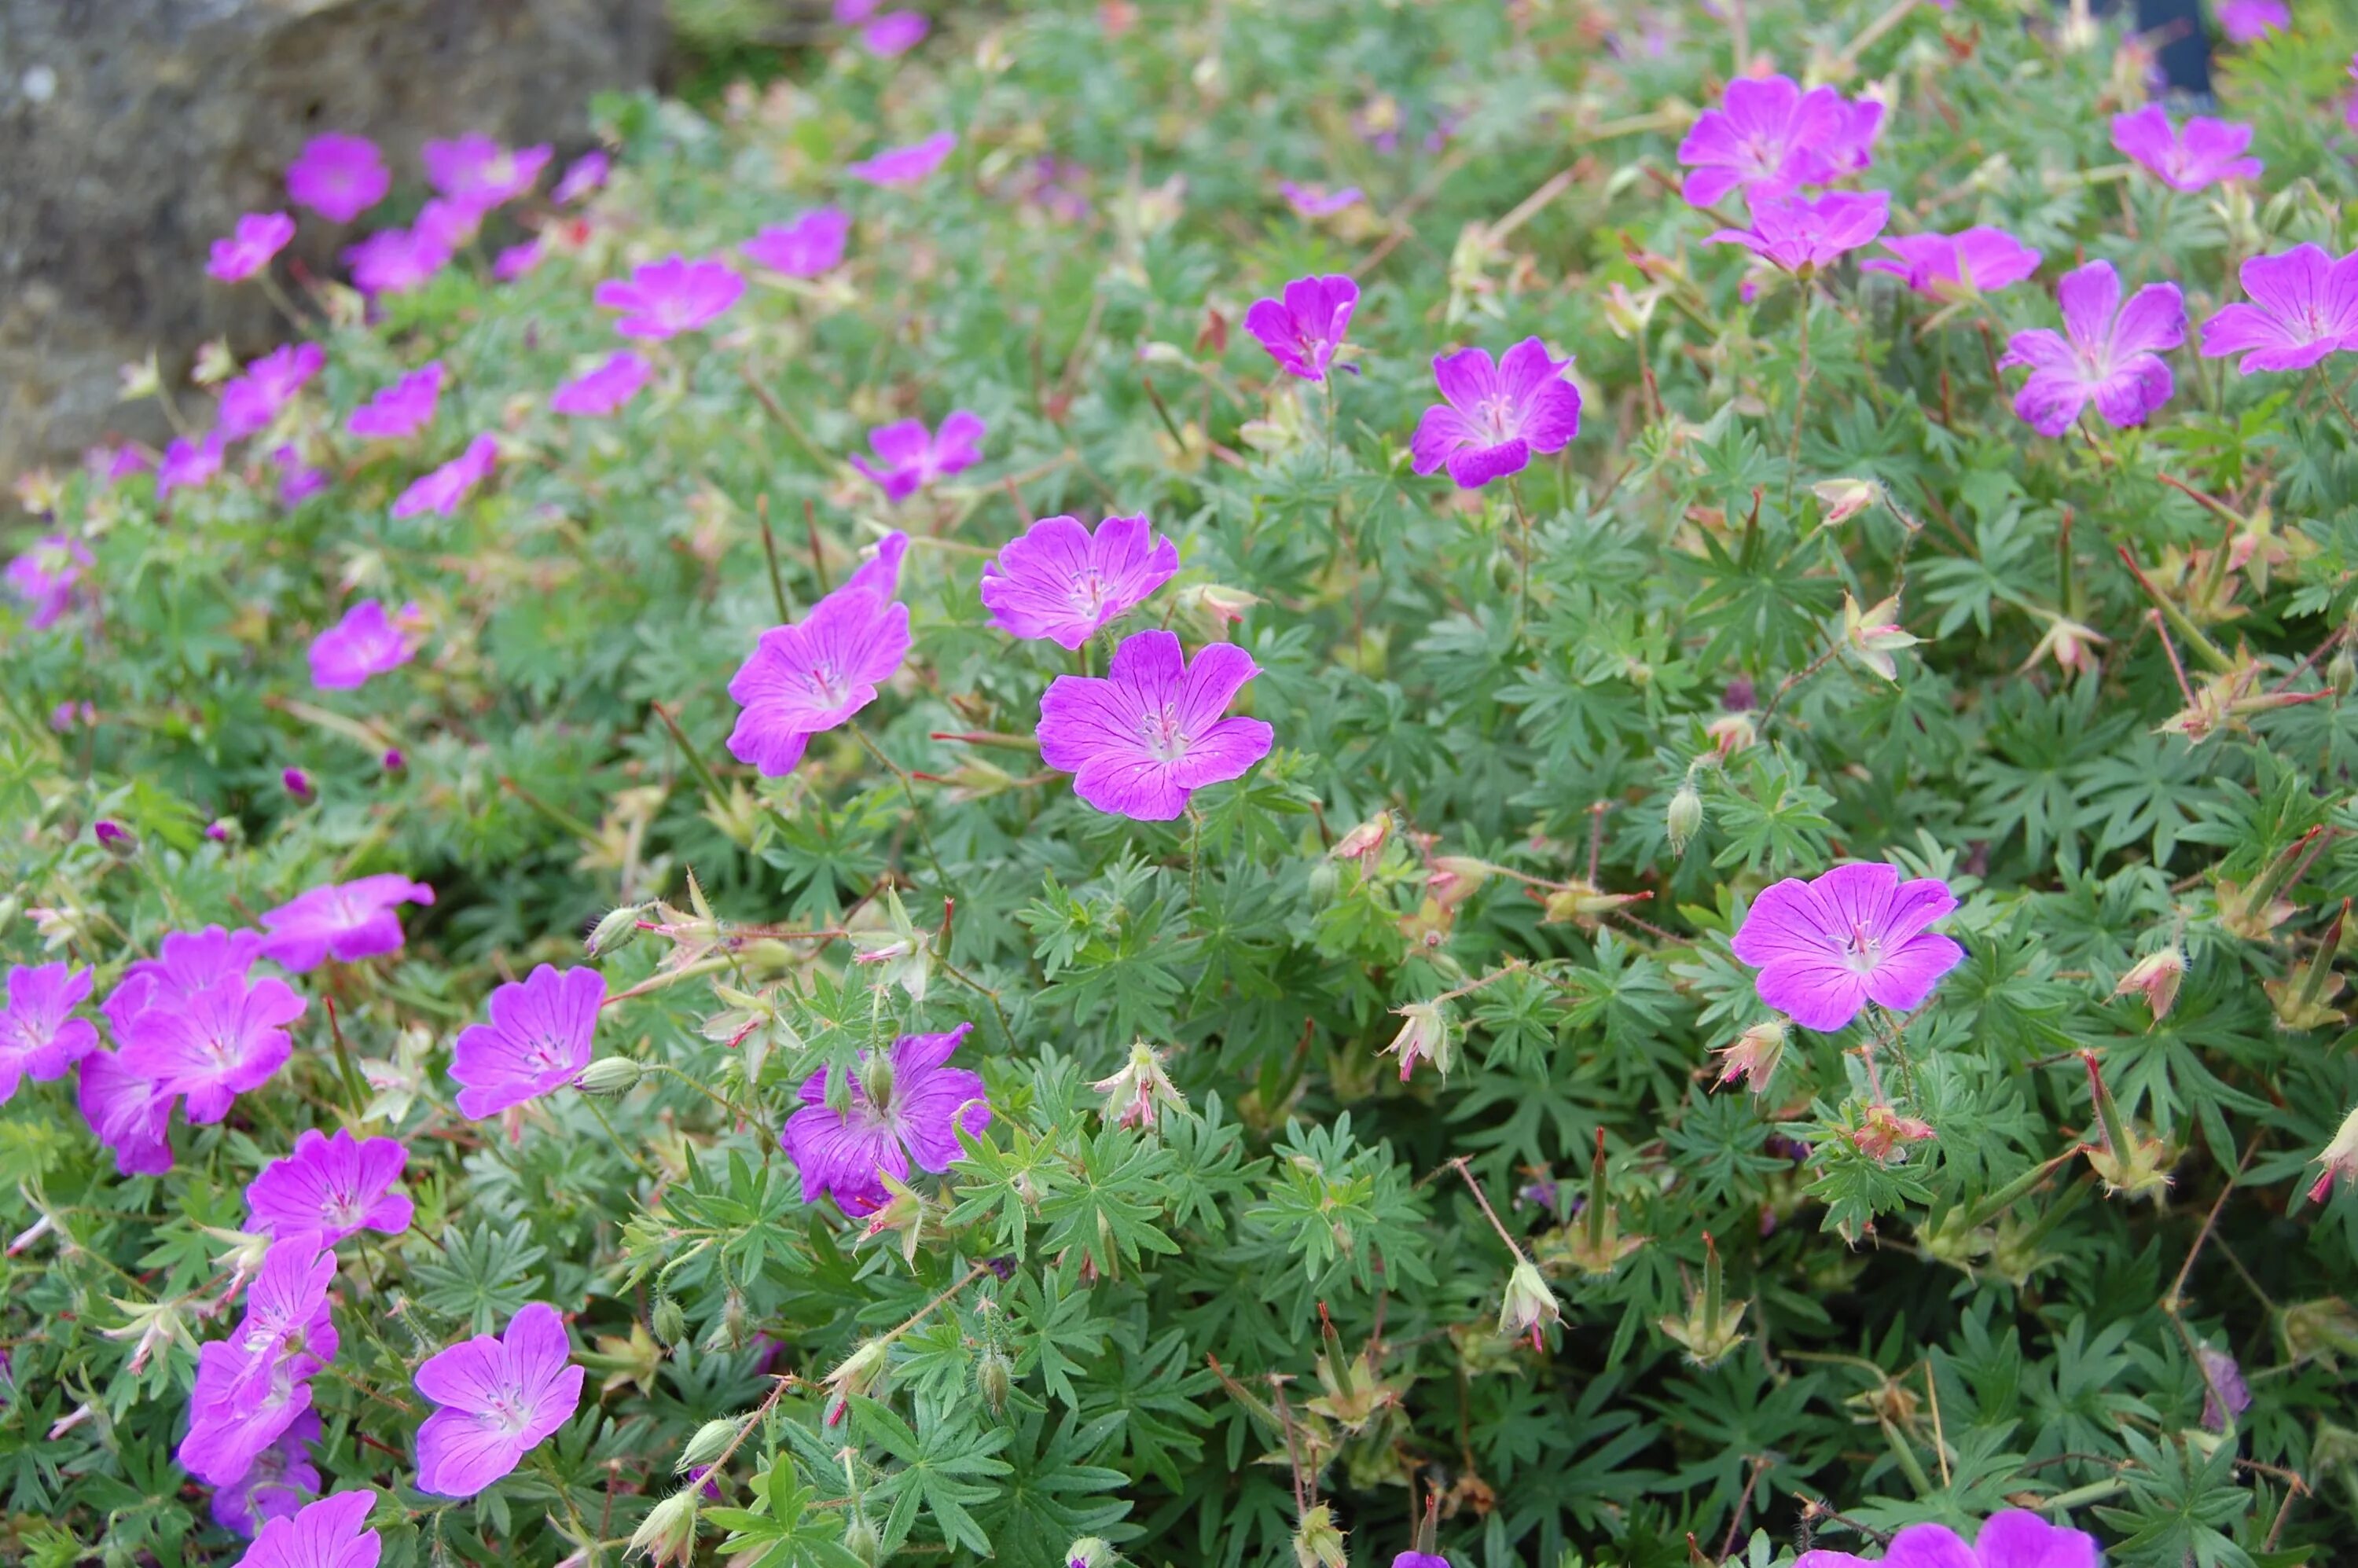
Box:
[1842,924,1882,976]
[1141,703,1189,762]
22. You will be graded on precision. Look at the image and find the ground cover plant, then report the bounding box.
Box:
[9,0,2358,1563]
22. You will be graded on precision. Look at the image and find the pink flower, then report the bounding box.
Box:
[593,254,744,340]
[247,1129,413,1243]
[211,1412,321,1538]
[981,513,1179,649]
[77,1048,177,1175]
[847,131,958,187]
[413,196,486,252]
[1798,1512,2097,1568]
[287,134,390,224]
[422,134,553,208]
[275,449,329,509]
[8,534,93,630]
[491,237,544,282]
[1708,189,1889,275]
[1730,861,1963,1032]
[0,963,98,1103]
[1280,181,1362,218]
[834,0,880,18]
[2217,0,2289,42]
[343,227,454,296]
[781,1023,990,1215]
[1244,274,1358,382]
[1409,337,1583,489]
[741,207,853,278]
[449,964,605,1117]
[180,1236,338,1487]
[391,433,498,518]
[863,10,929,53]
[208,212,297,283]
[119,972,306,1122]
[2110,105,2264,192]
[2198,244,2358,375]
[554,149,611,205]
[549,351,652,417]
[219,343,326,440]
[1037,629,1274,820]
[309,600,419,690]
[725,573,912,777]
[235,1489,380,1568]
[347,362,444,440]
[1999,260,2184,436]
[258,874,434,972]
[850,411,986,501]
[413,1303,585,1498]
[1677,75,1876,205]
[157,432,226,498]
[1860,226,2042,298]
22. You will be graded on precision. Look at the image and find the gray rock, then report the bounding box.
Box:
[0,0,670,477]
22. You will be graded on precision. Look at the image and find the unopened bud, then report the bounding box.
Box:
[627,1489,700,1566]
[94,820,136,856]
[576,1057,643,1096]
[1291,1504,1348,1568]
[2330,648,2357,698]
[1666,781,1703,855]
[825,1337,891,1425]
[1177,582,1259,629]
[651,1297,688,1346]
[843,1511,883,1566]
[977,1343,1013,1416]
[678,1417,740,1472]
[1066,1538,1114,1568]
[281,767,314,802]
[587,904,645,956]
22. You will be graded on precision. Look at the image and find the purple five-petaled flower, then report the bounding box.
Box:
[413,1302,585,1498]
[422,134,552,209]
[1280,181,1362,218]
[287,134,390,224]
[2198,243,2358,376]
[157,432,226,498]
[219,343,327,440]
[1244,274,1358,383]
[1037,628,1274,821]
[2110,105,2264,192]
[237,1487,380,1568]
[1409,337,1583,490]
[726,565,913,777]
[847,131,958,187]
[178,1233,339,1488]
[449,964,606,1118]
[862,10,929,54]
[1999,259,2184,437]
[1730,861,1964,1032]
[555,149,611,206]
[209,212,297,283]
[850,411,986,501]
[343,227,454,297]
[247,1129,413,1243]
[0,962,99,1104]
[1709,189,1889,277]
[1798,1511,2097,1568]
[347,362,444,440]
[1861,227,2042,299]
[7,534,94,630]
[258,874,435,972]
[549,351,652,417]
[309,600,420,691]
[2217,0,2289,43]
[391,434,498,519]
[981,513,1179,651]
[1676,75,1882,206]
[593,255,745,340]
[781,1022,990,1215]
[211,1411,322,1538]
[119,971,307,1123]
[740,207,853,278]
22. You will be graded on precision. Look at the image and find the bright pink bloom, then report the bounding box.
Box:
[2198,244,2358,375]
[119,972,305,1123]
[549,351,651,417]
[211,1412,321,1538]
[209,212,297,283]
[258,874,434,972]
[554,150,610,205]
[1677,75,1877,205]
[847,131,957,187]
[850,411,986,501]
[981,513,1178,650]
[2000,260,2184,436]
[1409,337,1582,489]
[741,207,853,278]
[1037,629,1274,820]
[0,963,98,1102]
[593,255,744,340]
[247,1128,413,1243]
[8,534,93,630]
[391,434,498,518]
[157,432,226,498]
[272,446,329,509]
[1798,1512,2097,1568]
[863,10,929,53]
[77,1048,176,1175]
[2217,0,2289,42]
[491,238,543,282]
[780,1023,990,1214]
[235,1488,380,1568]
[1244,274,1358,382]
[343,227,454,296]
[180,1235,338,1487]
[116,926,265,1018]
[834,0,880,18]
[287,134,390,224]
[413,196,485,252]
[347,362,444,440]
[1861,226,2041,297]
[1708,189,1888,275]
[1280,181,1361,218]
[422,134,553,208]
[219,343,326,440]
[449,964,605,1117]
[1731,861,1963,1032]
[2110,105,2264,192]
[726,578,912,777]
[413,1303,585,1498]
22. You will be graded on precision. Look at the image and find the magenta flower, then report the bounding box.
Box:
[211,1412,321,1538]
[119,973,306,1123]
[1280,181,1362,218]
[309,600,417,691]
[157,432,226,498]
[282,767,315,802]
[850,411,986,501]
[863,10,929,53]
[235,1488,379,1568]
[181,1235,339,1487]
[2110,105,2264,192]
[1409,337,1583,489]
[1708,189,1889,276]
[847,131,958,187]
[835,0,880,17]
[413,196,485,252]
[449,964,606,1118]
[2198,244,2358,375]
[287,134,390,224]
[781,1022,990,1214]
[247,1128,412,1243]
[344,226,454,296]
[219,343,327,440]
[554,149,610,205]
[981,513,1179,649]
[1677,75,1864,205]
[1244,274,1358,382]
[77,1048,176,1175]
[549,351,652,417]
[1860,226,2042,298]
[208,212,297,283]
[2217,0,2289,42]
[491,238,543,282]
[423,134,553,208]
[1730,861,1963,1031]
[1798,1512,2096,1568]
[741,207,853,278]
[593,254,744,340]
[258,874,435,972]
[1999,260,2184,436]
[391,433,498,519]
[844,531,909,599]
[413,1302,585,1498]
[273,446,329,509]
[8,534,94,630]
[1037,629,1274,820]
[347,362,444,440]
[725,581,912,776]
[116,925,265,1015]
[0,963,98,1103]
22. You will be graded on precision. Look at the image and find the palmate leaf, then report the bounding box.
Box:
[852,1394,1012,1555]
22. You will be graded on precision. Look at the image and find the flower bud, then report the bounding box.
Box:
[1291,1504,1348,1568]
[1706,711,1757,758]
[94,820,136,856]
[2112,946,2185,1024]
[678,1416,740,1472]
[382,747,406,774]
[1066,1538,1114,1568]
[1497,1258,1563,1350]
[575,1057,643,1096]
[1811,478,1879,527]
[651,1297,688,1346]
[2331,648,2357,698]
[2279,1295,2358,1364]
[1176,582,1259,630]
[2307,1100,2358,1206]
[1666,781,1703,855]
[628,1489,699,1566]
[825,1337,891,1425]
[1383,1001,1453,1081]
[587,904,645,957]
[843,1511,883,1566]
[281,767,314,802]
[977,1342,1014,1416]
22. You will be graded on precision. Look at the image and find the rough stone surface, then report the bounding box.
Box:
[0,0,669,477]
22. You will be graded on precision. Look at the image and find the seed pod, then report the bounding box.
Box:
[977,1343,1013,1417]
[651,1297,687,1346]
